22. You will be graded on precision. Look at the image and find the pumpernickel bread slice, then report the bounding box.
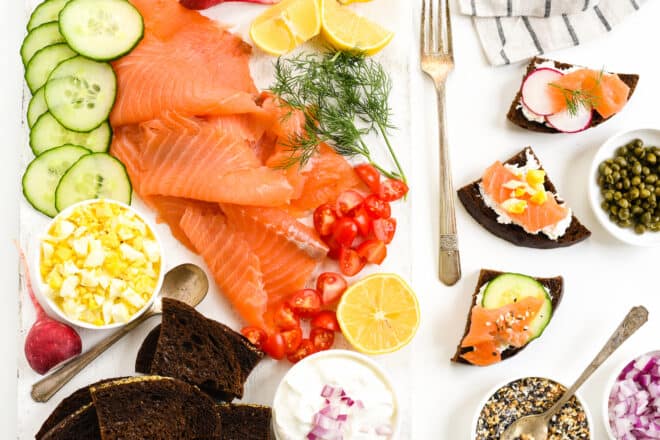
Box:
[38,403,101,440]
[90,376,222,440]
[451,269,563,365]
[217,404,273,440]
[457,147,591,248]
[507,57,639,133]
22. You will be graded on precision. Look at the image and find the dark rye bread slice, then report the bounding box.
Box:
[507,57,639,133]
[38,403,101,440]
[216,404,273,440]
[451,269,564,365]
[457,147,591,248]
[90,376,222,440]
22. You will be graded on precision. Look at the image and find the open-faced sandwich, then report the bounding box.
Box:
[458,147,591,248]
[452,269,563,367]
[508,57,639,133]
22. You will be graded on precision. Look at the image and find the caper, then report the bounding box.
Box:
[602,166,613,176]
[647,153,657,164]
[611,163,621,172]
[615,182,623,190]
[632,206,643,215]
[615,157,627,167]
[619,219,633,228]
[610,205,619,215]
[618,208,630,220]
[614,192,622,201]
[618,199,630,209]
[641,189,651,199]
[635,224,646,234]
[629,188,640,199]
[601,201,610,211]
[634,147,645,158]
[623,179,631,189]
[645,174,658,184]
[641,212,652,225]
[634,139,643,149]
[655,187,660,197]
[617,146,628,156]
[633,163,643,175]
[604,190,614,201]
[632,176,642,186]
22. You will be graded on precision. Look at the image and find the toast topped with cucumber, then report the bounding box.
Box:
[452,269,563,366]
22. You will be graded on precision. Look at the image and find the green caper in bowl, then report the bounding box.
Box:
[597,138,660,234]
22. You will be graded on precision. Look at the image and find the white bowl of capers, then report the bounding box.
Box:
[589,128,660,247]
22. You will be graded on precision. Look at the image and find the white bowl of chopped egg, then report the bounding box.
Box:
[37,199,164,330]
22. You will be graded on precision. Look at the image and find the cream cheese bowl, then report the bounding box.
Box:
[35,198,164,330]
[272,349,401,440]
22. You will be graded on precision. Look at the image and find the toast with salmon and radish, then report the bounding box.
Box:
[457,147,591,249]
[451,269,563,366]
[508,57,639,133]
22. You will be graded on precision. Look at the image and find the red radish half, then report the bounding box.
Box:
[545,105,593,133]
[521,68,564,116]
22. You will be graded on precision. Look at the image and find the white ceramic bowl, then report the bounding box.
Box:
[36,199,164,330]
[588,128,660,247]
[602,350,660,440]
[272,349,401,440]
[471,376,593,439]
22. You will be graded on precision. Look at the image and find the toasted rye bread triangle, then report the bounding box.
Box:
[451,269,564,365]
[507,57,640,133]
[216,404,273,440]
[457,147,591,249]
[38,403,101,440]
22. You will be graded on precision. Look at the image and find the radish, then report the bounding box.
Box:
[521,68,564,116]
[545,105,593,133]
[16,244,82,375]
[180,0,279,10]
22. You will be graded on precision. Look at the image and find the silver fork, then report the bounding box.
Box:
[421,0,461,286]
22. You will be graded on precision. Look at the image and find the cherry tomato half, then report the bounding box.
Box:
[313,203,338,237]
[311,310,341,332]
[332,217,359,248]
[324,235,342,260]
[310,327,335,351]
[373,218,397,244]
[338,247,366,277]
[273,303,300,330]
[363,194,391,219]
[281,327,303,355]
[287,289,322,318]
[352,206,372,237]
[241,326,267,349]
[287,339,316,364]
[378,178,409,202]
[336,190,364,216]
[354,164,381,193]
[356,239,387,265]
[262,333,286,360]
[316,272,348,305]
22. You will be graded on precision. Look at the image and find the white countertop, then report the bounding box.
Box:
[1,0,659,438]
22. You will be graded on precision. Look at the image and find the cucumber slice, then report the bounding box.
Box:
[27,87,48,128]
[45,56,117,132]
[27,0,71,31]
[30,112,112,155]
[55,153,132,211]
[22,145,91,217]
[59,0,144,61]
[482,273,553,340]
[21,22,66,66]
[24,43,76,93]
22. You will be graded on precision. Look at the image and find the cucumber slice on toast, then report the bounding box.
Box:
[45,56,117,132]
[21,22,65,66]
[55,153,132,211]
[27,0,70,31]
[22,145,91,217]
[24,43,76,93]
[27,87,48,128]
[30,112,112,155]
[59,0,144,61]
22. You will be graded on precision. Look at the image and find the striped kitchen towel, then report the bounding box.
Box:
[460,0,646,66]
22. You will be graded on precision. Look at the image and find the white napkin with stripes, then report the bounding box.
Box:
[459,0,646,66]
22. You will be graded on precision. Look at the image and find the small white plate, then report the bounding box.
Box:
[588,128,660,247]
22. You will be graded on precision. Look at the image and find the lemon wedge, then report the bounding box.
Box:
[250,0,321,56]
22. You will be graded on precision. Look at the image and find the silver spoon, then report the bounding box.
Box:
[500,306,648,440]
[31,263,209,403]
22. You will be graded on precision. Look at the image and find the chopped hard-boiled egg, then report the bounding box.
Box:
[40,200,162,326]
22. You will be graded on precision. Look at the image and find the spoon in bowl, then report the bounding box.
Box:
[31,263,209,403]
[500,306,648,440]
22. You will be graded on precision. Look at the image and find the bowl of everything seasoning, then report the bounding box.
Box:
[472,376,593,440]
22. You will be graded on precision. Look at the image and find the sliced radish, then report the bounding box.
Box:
[545,105,593,133]
[521,68,564,116]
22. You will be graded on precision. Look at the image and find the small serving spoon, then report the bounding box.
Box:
[500,306,649,440]
[31,263,209,403]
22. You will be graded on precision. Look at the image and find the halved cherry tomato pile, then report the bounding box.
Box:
[241,272,349,363]
[314,164,408,277]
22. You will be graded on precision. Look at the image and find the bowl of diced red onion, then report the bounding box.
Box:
[604,351,660,440]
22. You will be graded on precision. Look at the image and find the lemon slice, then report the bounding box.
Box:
[250,0,322,56]
[337,273,420,355]
[321,0,394,55]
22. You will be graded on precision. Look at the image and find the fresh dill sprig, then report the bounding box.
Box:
[548,68,604,117]
[269,50,406,183]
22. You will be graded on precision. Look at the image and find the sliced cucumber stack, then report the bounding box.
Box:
[481,273,553,340]
[30,112,112,155]
[25,43,76,93]
[45,56,117,132]
[27,87,49,128]
[55,153,132,211]
[27,0,71,31]
[21,22,66,66]
[22,145,91,217]
[59,0,144,61]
